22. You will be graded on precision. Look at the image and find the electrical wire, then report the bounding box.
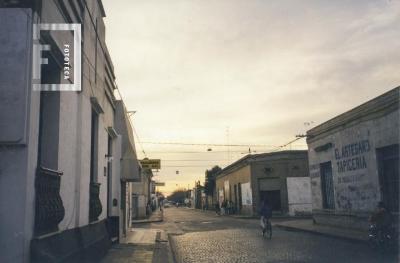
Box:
[132,124,147,158]
[142,141,280,147]
[271,137,304,152]
[162,165,227,168]
[162,159,231,162]
[143,146,307,154]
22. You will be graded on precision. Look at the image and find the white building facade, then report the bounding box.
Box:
[131,169,153,219]
[307,87,399,231]
[0,1,140,262]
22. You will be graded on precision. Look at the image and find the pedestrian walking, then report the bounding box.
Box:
[227,201,231,215]
[221,200,227,215]
[215,203,220,215]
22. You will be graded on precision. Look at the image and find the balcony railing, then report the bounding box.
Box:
[34,166,65,236]
[89,182,102,222]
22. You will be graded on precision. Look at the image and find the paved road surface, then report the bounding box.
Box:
[150,207,397,263]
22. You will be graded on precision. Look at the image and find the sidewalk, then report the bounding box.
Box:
[100,228,173,263]
[132,210,164,224]
[275,219,368,242]
[191,208,368,242]
[99,210,172,263]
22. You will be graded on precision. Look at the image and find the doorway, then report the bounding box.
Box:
[320,162,335,209]
[259,190,281,211]
[234,184,238,213]
[132,195,139,219]
[377,144,399,212]
[238,183,242,211]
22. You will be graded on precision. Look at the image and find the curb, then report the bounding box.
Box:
[132,218,163,224]
[152,231,175,263]
[275,224,368,243]
[168,233,181,263]
[132,213,164,224]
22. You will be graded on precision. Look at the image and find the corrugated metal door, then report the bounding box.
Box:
[320,162,335,209]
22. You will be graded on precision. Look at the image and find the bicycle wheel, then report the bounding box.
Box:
[266,222,272,239]
[261,218,267,237]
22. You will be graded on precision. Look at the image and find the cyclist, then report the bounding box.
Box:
[259,199,272,237]
[369,201,393,235]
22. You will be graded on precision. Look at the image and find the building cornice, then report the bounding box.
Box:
[215,150,308,180]
[307,87,399,143]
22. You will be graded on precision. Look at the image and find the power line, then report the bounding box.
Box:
[129,112,147,158]
[163,165,225,168]
[162,159,231,162]
[144,146,307,154]
[145,151,229,154]
[271,137,305,152]
[141,141,280,147]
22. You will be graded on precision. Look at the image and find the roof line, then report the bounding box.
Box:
[216,150,308,178]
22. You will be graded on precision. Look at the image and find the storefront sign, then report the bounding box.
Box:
[140,158,161,169]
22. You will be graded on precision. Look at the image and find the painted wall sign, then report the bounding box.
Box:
[335,140,370,173]
[309,164,321,178]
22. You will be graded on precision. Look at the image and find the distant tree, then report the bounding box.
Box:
[167,189,187,203]
[204,165,222,199]
[195,181,205,209]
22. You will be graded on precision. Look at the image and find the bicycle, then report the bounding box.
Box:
[261,217,272,239]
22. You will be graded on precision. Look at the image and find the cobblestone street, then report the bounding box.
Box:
[0,1,399,263]
[151,207,397,263]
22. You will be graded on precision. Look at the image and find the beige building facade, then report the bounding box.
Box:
[216,151,310,216]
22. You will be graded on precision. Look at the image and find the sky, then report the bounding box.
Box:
[102,0,400,195]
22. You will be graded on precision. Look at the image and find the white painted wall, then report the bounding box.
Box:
[58,92,79,231]
[0,9,38,263]
[57,90,116,229]
[127,183,133,228]
[137,195,147,218]
[0,2,123,262]
[97,121,108,221]
[77,96,91,227]
[111,135,122,217]
[308,109,399,212]
[287,177,312,216]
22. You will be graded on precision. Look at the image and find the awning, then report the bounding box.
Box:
[120,145,141,182]
[115,100,141,182]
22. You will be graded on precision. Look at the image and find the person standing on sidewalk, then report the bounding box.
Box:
[215,203,220,215]
[220,200,226,215]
